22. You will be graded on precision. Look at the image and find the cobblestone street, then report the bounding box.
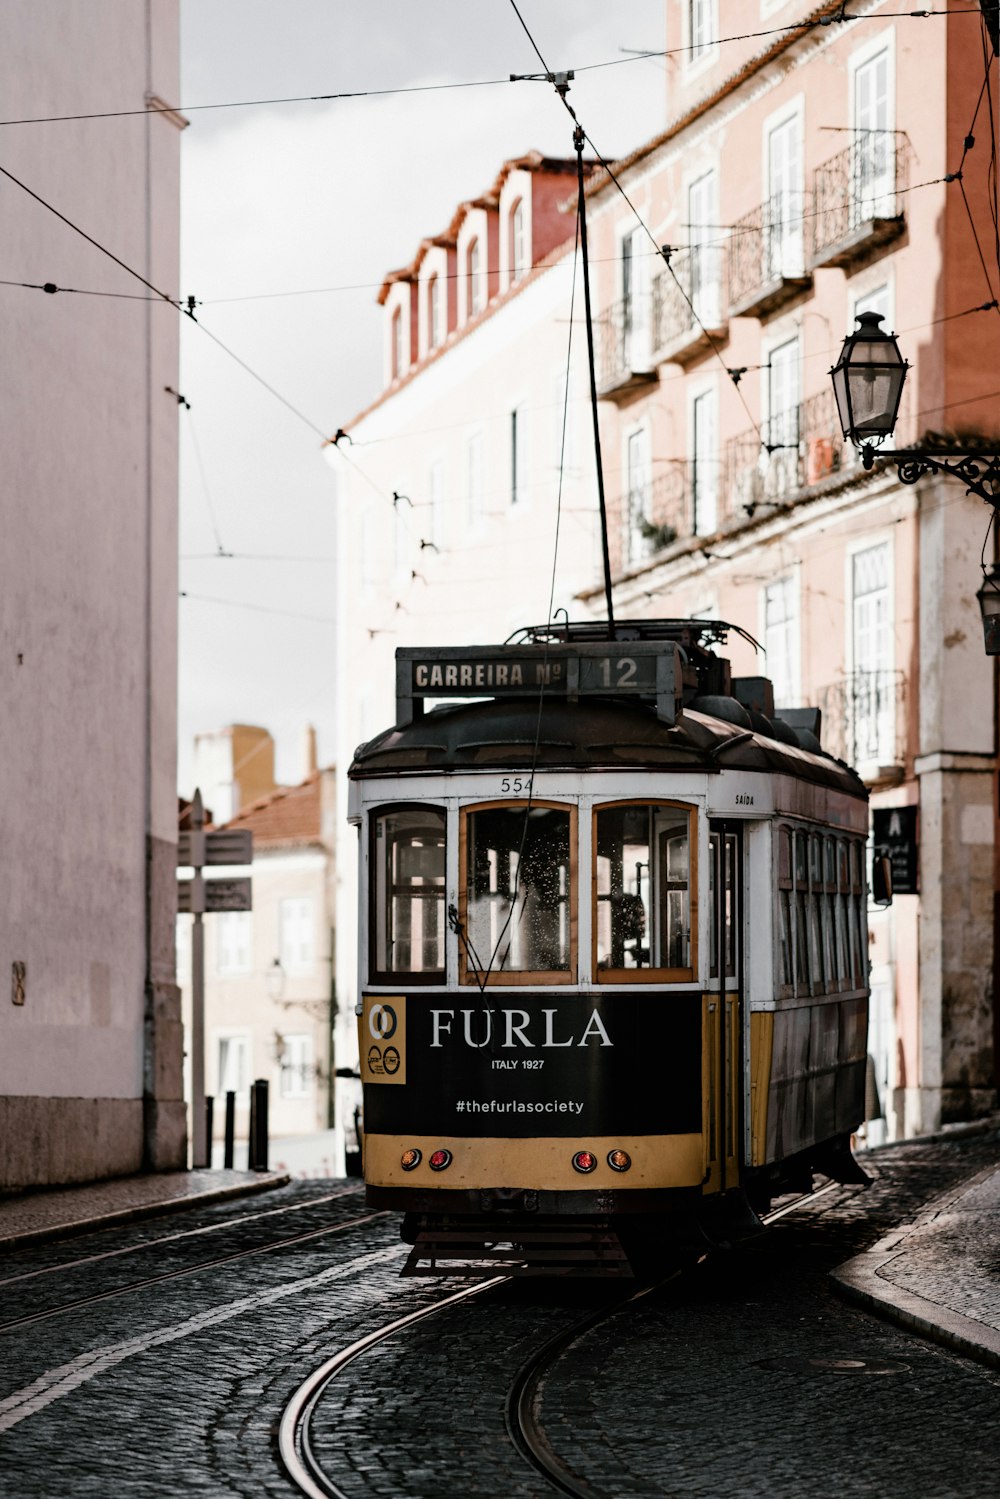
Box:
[1,1133,999,1498]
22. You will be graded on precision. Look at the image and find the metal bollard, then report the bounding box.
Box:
[249,1078,269,1172]
[204,1096,214,1167]
[224,1090,235,1169]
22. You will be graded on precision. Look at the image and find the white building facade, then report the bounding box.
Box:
[330,154,608,1066]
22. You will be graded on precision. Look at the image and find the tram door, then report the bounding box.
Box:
[705,822,742,1193]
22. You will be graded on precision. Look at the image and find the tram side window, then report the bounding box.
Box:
[595,804,693,977]
[777,824,866,999]
[776,827,793,991]
[464,805,572,976]
[371,807,446,982]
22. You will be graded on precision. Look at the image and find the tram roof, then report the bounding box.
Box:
[348,696,866,798]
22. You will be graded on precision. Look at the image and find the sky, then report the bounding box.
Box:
[177,0,669,793]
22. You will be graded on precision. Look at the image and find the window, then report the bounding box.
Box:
[687,170,720,325]
[372,806,446,982]
[390,306,403,379]
[853,46,892,221]
[511,406,528,505]
[216,911,252,976]
[621,226,650,370]
[774,824,866,998]
[467,430,484,525]
[552,369,574,473]
[509,199,525,284]
[767,336,800,497]
[626,426,651,562]
[429,459,445,549]
[393,490,411,577]
[280,897,314,972]
[764,575,798,708]
[766,113,803,278]
[692,389,718,535]
[217,1033,250,1097]
[462,804,573,981]
[595,803,695,980]
[427,273,441,350]
[279,1034,313,1099]
[688,0,716,62]
[851,542,893,763]
[466,236,482,316]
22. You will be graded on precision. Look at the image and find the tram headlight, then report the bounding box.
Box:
[572,1150,598,1174]
[400,1148,422,1171]
[607,1150,632,1173]
[429,1149,453,1171]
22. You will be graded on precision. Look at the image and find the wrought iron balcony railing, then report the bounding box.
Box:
[816,669,907,772]
[728,191,812,318]
[810,135,910,270]
[651,247,727,363]
[621,466,691,567]
[597,295,657,401]
[722,389,848,519]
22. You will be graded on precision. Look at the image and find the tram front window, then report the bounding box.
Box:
[372,807,446,981]
[596,804,692,975]
[464,805,572,975]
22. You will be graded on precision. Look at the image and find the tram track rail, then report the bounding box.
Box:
[0,1184,365,1290]
[0,1205,391,1334]
[278,1182,845,1499]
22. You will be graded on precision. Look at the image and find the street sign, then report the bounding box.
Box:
[872,806,918,895]
[178,828,253,867]
[177,876,253,915]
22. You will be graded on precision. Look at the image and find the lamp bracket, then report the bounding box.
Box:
[861,444,1000,505]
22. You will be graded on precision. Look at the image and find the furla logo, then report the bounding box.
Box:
[429,1008,613,1049]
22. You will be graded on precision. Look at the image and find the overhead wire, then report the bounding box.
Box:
[0,5,981,129]
[0,161,335,444]
[506,0,765,448]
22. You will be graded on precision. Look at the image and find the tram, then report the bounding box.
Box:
[348,619,879,1276]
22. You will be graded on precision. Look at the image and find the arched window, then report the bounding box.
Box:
[390,306,403,379]
[467,236,482,316]
[427,273,441,350]
[509,199,525,284]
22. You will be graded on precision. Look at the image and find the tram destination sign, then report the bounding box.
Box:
[396,642,683,725]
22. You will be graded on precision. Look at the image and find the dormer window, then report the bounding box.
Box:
[509,199,525,285]
[467,236,482,316]
[390,306,403,379]
[427,273,442,350]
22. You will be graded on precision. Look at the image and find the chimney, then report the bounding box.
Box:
[302,724,318,780]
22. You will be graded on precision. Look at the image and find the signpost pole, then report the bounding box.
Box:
[190,790,207,1169]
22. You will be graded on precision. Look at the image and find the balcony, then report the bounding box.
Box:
[816,669,907,781]
[810,136,910,272]
[722,390,848,519]
[728,193,812,320]
[651,248,727,365]
[597,296,658,403]
[621,467,691,568]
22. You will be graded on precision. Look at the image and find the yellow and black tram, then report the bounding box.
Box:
[349,619,875,1275]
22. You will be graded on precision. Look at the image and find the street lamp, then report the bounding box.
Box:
[976,564,1000,655]
[831,311,1000,653]
[830,311,908,452]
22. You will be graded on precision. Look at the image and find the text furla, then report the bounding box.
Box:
[429,1008,613,1049]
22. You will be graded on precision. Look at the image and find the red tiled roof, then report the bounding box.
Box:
[223,771,324,847]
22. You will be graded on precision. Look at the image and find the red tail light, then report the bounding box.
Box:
[429,1149,453,1171]
[572,1150,597,1174]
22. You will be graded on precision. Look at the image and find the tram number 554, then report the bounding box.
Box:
[500,776,529,793]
